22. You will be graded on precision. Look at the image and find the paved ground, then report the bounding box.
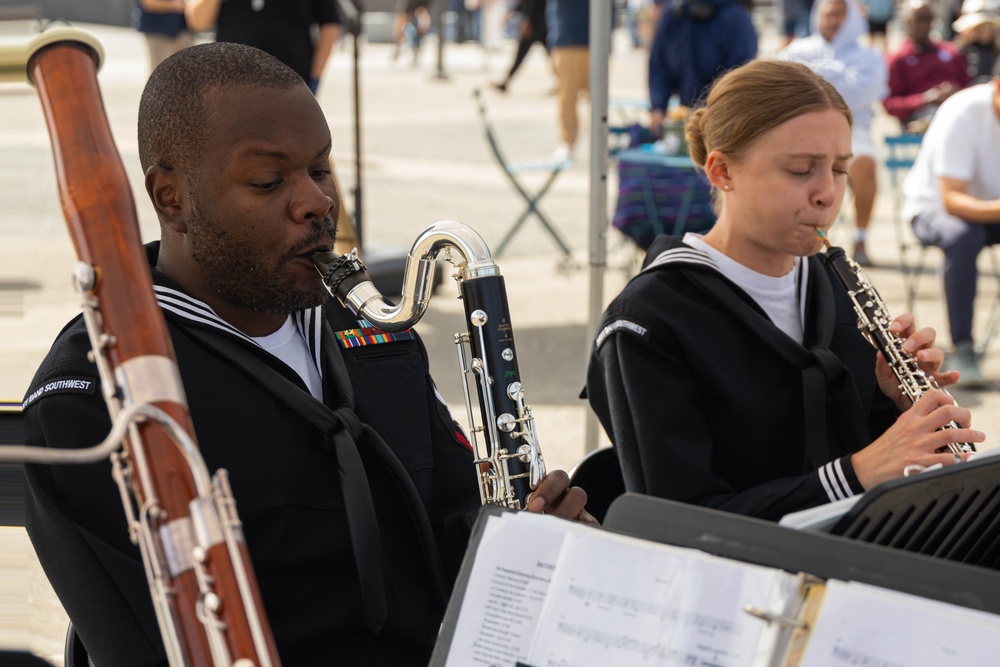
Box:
[3,13,1000,665]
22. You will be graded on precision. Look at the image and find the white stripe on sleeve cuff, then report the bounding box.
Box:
[819,459,856,502]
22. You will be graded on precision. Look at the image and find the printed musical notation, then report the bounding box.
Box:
[525,529,799,667]
[564,584,741,637]
[550,622,735,666]
[443,513,575,667]
[433,506,1000,667]
[798,581,1000,667]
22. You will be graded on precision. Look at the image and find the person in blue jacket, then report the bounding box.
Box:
[648,0,757,129]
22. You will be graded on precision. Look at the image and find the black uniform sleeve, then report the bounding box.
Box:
[22,328,167,667]
[587,307,858,522]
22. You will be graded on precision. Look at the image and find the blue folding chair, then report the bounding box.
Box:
[885,133,926,313]
[473,89,572,259]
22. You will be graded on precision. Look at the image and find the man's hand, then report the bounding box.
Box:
[923,82,958,105]
[525,470,600,526]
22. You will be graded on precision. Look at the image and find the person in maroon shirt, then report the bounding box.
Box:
[884,0,971,131]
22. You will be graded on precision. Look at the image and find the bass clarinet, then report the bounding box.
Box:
[0,28,281,666]
[312,220,546,509]
[818,230,976,455]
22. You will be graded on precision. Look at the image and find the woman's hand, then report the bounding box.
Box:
[851,389,983,489]
[876,313,960,411]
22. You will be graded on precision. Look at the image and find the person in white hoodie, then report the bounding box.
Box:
[780,0,889,266]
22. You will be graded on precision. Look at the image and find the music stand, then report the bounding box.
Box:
[429,495,1000,667]
[830,453,1000,569]
[602,493,1000,611]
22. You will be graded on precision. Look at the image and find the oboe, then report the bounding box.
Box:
[0,28,280,666]
[818,230,975,455]
[312,220,546,509]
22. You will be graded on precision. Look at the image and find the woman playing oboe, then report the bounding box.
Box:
[587,59,984,521]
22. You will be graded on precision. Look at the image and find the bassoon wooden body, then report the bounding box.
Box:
[18,28,281,667]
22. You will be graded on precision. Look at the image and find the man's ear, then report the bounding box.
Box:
[145,165,187,233]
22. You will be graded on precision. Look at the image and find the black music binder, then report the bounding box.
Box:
[429,494,1000,667]
[829,452,1000,568]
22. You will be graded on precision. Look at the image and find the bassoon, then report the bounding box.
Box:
[0,27,281,666]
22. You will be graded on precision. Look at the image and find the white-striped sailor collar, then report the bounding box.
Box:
[644,241,807,290]
[641,243,718,274]
[153,284,325,379]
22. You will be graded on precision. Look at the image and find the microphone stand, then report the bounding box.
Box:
[338,0,365,248]
[334,0,423,297]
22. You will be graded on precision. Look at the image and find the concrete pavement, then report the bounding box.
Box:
[3,16,1000,664]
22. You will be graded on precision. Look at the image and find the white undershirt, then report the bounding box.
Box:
[684,233,808,344]
[251,316,324,399]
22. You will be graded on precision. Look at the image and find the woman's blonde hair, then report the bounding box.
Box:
[685,59,853,170]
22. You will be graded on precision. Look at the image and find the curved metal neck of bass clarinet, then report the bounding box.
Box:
[313,220,501,332]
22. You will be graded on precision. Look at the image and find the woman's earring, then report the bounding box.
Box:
[722,184,731,191]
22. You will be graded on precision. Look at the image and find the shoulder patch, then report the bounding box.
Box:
[23,376,98,410]
[595,319,649,350]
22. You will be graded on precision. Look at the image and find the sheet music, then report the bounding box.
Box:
[799,580,1000,667]
[524,529,800,667]
[443,513,591,667]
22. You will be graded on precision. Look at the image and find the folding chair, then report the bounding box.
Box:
[884,133,926,313]
[472,88,572,258]
[885,133,1000,355]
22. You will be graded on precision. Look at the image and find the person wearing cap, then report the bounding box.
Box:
[884,0,971,132]
[953,0,1000,83]
[902,76,1000,387]
[780,0,888,266]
